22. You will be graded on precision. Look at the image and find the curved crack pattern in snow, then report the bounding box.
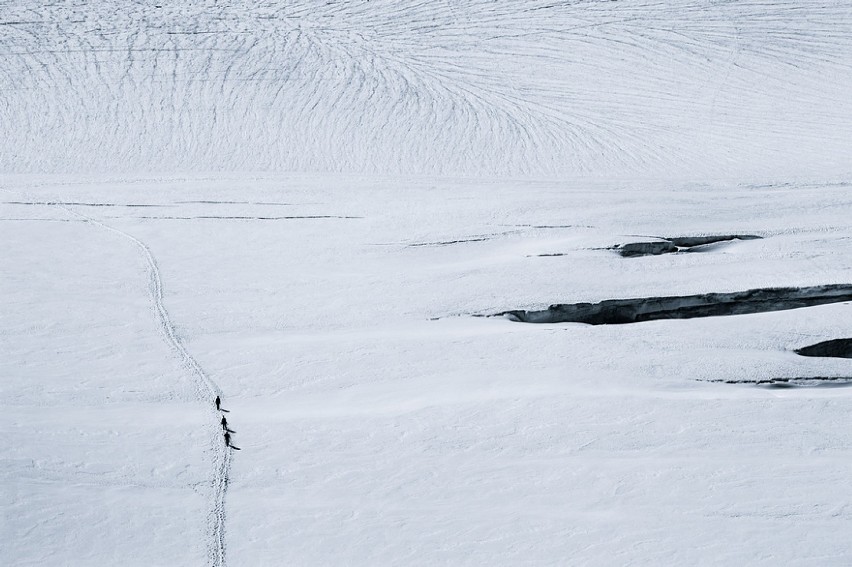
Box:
[3,2,852,177]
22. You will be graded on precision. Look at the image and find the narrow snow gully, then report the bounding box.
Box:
[497,285,852,325]
[56,203,232,567]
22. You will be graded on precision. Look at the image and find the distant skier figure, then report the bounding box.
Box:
[224,431,240,451]
[215,395,229,412]
[221,416,235,433]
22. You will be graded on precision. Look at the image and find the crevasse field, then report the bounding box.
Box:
[3,2,852,566]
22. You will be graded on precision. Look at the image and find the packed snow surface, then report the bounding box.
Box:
[3,0,852,566]
[3,175,852,565]
[2,0,852,177]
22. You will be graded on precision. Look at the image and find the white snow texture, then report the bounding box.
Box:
[3,1,852,567]
[2,0,852,178]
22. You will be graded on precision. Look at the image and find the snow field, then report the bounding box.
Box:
[3,175,852,564]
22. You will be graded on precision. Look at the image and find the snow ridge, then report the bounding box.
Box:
[54,203,230,567]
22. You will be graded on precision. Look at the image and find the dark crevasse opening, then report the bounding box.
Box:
[614,234,761,257]
[498,284,852,325]
[706,377,852,388]
[795,338,852,359]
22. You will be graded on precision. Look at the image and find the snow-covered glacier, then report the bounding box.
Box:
[3,2,852,567]
[3,0,852,177]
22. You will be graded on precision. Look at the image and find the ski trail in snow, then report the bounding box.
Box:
[42,199,230,567]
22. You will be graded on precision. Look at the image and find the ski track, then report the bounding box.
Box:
[46,200,230,567]
[2,1,852,177]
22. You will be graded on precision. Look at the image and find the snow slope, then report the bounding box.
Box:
[2,0,852,178]
[3,175,852,565]
[4,1,852,565]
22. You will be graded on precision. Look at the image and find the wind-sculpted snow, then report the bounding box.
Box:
[2,1,852,176]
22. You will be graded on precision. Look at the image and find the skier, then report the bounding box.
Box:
[224,431,240,450]
[215,396,221,410]
[221,416,234,433]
